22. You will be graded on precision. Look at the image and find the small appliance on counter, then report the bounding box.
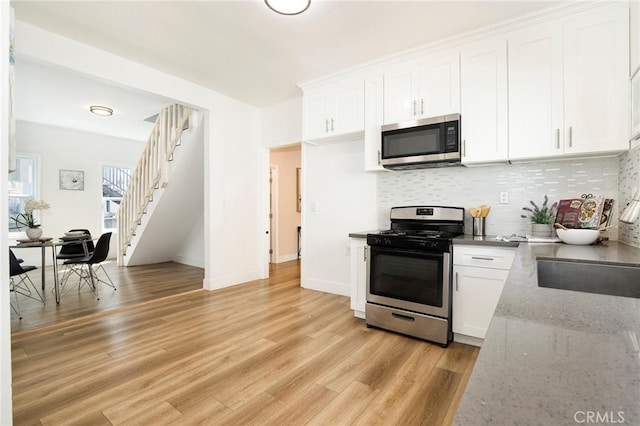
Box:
[365,206,465,346]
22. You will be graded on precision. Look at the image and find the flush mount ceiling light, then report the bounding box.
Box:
[265,0,311,15]
[89,105,113,116]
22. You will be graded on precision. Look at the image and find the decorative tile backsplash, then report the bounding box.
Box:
[378,158,620,238]
[618,144,640,247]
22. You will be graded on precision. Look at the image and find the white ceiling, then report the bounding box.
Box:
[15,57,173,141]
[13,0,567,111]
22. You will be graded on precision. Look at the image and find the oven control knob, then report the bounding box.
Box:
[384,238,392,246]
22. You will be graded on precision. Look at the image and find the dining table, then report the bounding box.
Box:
[10,235,93,304]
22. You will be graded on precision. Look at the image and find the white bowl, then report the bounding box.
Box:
[556,228,600,245]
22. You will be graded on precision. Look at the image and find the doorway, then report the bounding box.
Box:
[268,144,302,264]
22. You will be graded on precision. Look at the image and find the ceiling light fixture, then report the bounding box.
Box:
[265,0,310,15]
[89,105,113,116]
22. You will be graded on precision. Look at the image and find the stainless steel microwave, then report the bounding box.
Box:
[380,113,461,170]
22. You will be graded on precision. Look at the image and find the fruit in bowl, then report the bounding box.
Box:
[556,228,600,245]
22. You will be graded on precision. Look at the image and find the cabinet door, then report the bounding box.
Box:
[364,75,386,171]
[508,23,564,160]
[350,239,367,317]
[303,91,330,141]
[460,38,509,164]
[564,5,629,155]
[333,80,364,136]
[631,0,640,76]
[452,265,509,339]
[418,52,460,118]
[383,62,419,124]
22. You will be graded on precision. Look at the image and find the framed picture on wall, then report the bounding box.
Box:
[59,169,85,191]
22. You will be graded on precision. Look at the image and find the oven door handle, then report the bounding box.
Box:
[369,246,446,258]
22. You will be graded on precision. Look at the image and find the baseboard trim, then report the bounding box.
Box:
[173,255,204,268]
[301,278,350,297]
[276,253,298,263]
[453,333,483,347]
[205,270,261,291]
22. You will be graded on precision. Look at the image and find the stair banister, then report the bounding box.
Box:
[116,103,196,265]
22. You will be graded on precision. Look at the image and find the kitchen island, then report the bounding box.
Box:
[454,241,640,425]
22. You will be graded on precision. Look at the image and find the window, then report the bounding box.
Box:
[102,165,132,231]
[8,155,37,233]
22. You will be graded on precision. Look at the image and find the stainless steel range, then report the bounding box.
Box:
[366,206,464,346]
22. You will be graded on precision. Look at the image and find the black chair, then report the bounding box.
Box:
[9,249,45,319]
[57,229,95,260]
[60,232,115,300]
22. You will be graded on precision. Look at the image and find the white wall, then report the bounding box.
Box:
[10,121,143,265]
[175,213,205,268]
[301,139,377,296]
[262,97,302,148]
[1,3,12,423]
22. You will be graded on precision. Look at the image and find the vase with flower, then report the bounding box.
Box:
[13,199,50,240]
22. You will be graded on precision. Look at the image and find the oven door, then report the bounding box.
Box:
[366,245,450,318]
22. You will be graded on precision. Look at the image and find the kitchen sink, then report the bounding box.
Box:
[536,258,640,299]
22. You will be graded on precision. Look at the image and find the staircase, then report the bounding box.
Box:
[116,103,199,266]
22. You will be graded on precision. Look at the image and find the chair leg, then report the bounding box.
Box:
[10,279,22,320]
[94,264,117,291]
[88,265,100,301]
[12,274,45,305]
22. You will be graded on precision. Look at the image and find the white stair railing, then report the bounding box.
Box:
[116,103,196,264]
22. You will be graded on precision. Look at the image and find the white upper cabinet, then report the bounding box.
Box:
[631,0,640,76]
[460,38,509,164]
[302,78,364,143]
[509,4,629,160]
[563,5,629,155]
[508,23,564,160]
[364,74,386,171]
[382,52,460,125]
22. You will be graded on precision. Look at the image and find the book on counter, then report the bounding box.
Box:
[555,195,611,229]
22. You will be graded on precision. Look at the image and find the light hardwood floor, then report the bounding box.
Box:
[10,260,204,333]
[12,260,479,425]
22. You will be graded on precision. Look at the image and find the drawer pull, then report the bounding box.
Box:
[471,256,495,261]
[392,313,415,322]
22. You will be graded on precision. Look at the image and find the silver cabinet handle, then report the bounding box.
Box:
[555,128,560,149]
[331,118,334,132]
[455,272,459,291]
[568,126,573,148]
[413,100,417,116]
[363,246,368,262]
[325,119,329,133]
[471,256,495,261]
[462,140,466,157]
[377,150,381,165]
[421,98,424,115]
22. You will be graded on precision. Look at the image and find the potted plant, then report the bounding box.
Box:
[521,195,557,237]
[13,199,50,240]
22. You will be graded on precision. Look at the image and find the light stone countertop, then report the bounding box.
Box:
[454,241,640,425]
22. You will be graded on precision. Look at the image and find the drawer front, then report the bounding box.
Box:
[453,245,516,269]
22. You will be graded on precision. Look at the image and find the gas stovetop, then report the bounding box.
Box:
[367,206,465,252]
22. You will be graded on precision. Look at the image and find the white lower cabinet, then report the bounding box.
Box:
[452,245,516,343]
[350,238,367,318]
